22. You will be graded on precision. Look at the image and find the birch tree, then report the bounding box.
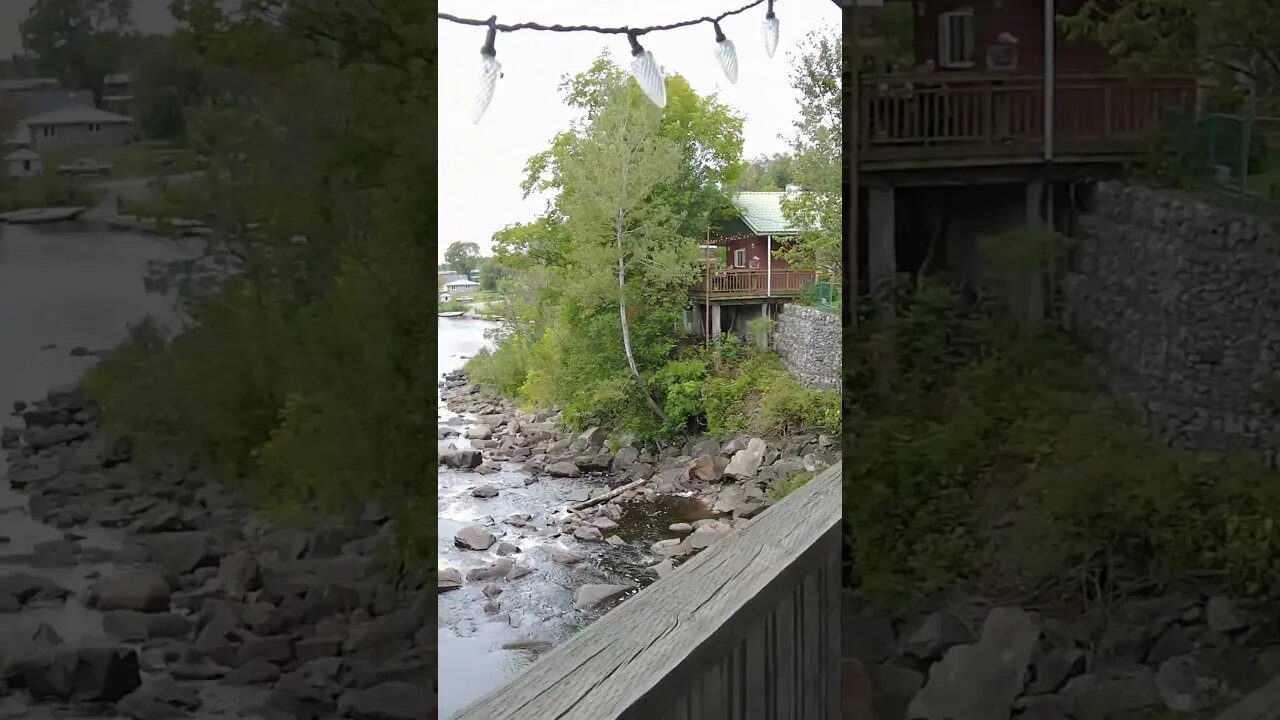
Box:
[555,89,688,422]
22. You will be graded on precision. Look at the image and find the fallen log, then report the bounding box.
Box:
[569,477,649,513]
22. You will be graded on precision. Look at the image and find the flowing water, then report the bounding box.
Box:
[0,221,211,717]
[435,317,696,717]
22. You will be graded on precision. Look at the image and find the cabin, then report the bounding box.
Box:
[4,148,42,179]
[444,278,481,294]
[851,0,1199,317]
[687,190,820,337]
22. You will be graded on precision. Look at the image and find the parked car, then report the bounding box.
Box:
[56,158,114,177]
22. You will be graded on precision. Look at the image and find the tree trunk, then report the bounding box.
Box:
[616,208,667,423]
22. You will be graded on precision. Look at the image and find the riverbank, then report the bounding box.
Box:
[2,380,434,719]
[436,363,838,632]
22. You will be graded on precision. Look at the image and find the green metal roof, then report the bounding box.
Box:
[729,192,799,236]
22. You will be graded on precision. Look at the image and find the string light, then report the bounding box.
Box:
[474,17,501,124]
[762,0,780,59]
[713,22,738,84]
[627,32,667,108]
[438,1,790,119]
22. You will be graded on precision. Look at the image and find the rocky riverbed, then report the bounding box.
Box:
[435,366,839,710]
[1,383,435,719]
[844,587,1280,719]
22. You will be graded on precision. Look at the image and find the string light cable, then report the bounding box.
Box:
[440,0,792,124]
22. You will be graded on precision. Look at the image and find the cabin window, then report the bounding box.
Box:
[88,123,102,133]
[938,9,976,68]
[41,126,56,138]
[22,160,31,171]
[733,249,747,267]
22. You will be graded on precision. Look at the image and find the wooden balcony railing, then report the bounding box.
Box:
[690,268,818,301]
[858,72,1197,169]
[450,463,842,720]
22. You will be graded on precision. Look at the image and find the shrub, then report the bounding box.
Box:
[844,280,1280,610]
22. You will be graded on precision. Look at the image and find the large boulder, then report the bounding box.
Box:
[546,461,581,478]
[453,525,496,551]
[573,584,633,610]
[723,438,767,480]
[338,681,431,720]
[21,645,142,702]
[442,449,483,469]
[907,606,1040,720]
[89,569,171,613]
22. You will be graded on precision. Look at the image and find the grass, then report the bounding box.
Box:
[42,143,202,181]
[0,175,102,212]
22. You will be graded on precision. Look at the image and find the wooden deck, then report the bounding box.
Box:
[857,72,1197,172]
[689,268,818,302]
[450,463,843,720]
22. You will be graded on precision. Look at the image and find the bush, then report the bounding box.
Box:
[0,175,103,212]
[844,280,1280,610]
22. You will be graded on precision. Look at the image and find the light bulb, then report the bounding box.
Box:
[713,23,738,84]
[627,33,666,108]
[473,18,501,125]
[762,7,780,59]
[474,51,501,124]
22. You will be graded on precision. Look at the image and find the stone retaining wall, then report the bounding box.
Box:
[772,303,840,390]
[1064,182,1280,461]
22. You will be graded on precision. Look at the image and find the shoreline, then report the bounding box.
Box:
[437,367,837,600]
[1,379,435,719]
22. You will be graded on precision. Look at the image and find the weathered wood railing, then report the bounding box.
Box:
[690,268,818,300]
[450,463,843,720]
[858,72,1197,167]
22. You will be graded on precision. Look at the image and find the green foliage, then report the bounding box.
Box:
[83,0,440,578]
[443,241,482,276]
[0,175,102,212]
[745,316,772,350]
[768,470,813,500]
[650,359,709,437]
[736,153,795,191]
[22,0,132,105]
[704,352,839,438]
[845,281,1280,610]
[778,29,841,280]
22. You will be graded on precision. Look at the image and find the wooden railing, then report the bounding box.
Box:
[689,268,818,300]
[858,72,1197,168]
[450,463,842,720]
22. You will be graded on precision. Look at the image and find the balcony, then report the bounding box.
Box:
[689,268,818,302]
[857,72,1198,172]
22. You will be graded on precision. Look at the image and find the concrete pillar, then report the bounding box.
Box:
[711,303,722,337]
[1017,181,1047,325]
[867,186,896,319]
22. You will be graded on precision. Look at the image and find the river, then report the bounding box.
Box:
[0,221,203,717]
[435,317,674,717]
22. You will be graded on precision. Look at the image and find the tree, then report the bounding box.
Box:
[555,88,687,422]
[21,0,133,107]
[779,29,842,280]
[737,153,795,191]
[443,241,482,276]
[131,33,213,141]
[1062,0,1280,109]
[478,259,514,292]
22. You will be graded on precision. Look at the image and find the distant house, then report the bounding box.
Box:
[20,105,134,152]
[444,279,481,294]
[4,148,42,179]
[101,73,134,115]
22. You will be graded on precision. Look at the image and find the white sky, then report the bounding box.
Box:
[438,0,839,261]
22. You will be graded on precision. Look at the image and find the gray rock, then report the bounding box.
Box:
[438,567,463,592]
[22,645,142,702]
[453,525,496,551]
[669,522,693,534]
[903,611,974,661]
[1060,665,1160,718]
[591,517,620,532]
[723,438,767,480]
[227,658,282,685]
[1156,654,1224,713]
[907,606,1040,720]
[1029,645,1084,695]
[547,461,582,478]
[442,449,483,469]
[470,484,499,498]
[465,425,493,440]
[573,525,604,542]
[216,552,261,598]
[465,557,514,581]
[1206,595,1247,633]
[573,584,632,610]
[90,569,170,613]
[339,680,431,719]
[102,611,191,642]
[550,546,584,565]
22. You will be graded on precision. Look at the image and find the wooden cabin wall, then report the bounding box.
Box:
[908,0,1112,73]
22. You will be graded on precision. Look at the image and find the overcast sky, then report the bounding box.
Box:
[438,0,839,261]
